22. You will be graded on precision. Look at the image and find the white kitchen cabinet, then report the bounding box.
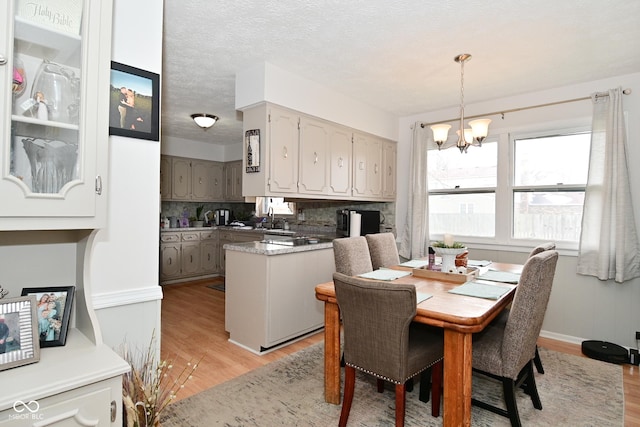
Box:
[180,232,201,276]
[298,116,329,195]
[327,123,352,197]
[160,155,172,199]
[224,160,243,201]
[1,0,111,230]
[382,139,397,200]
[268,106,299,194]
[160,232,181,280]
[208,162,224,200]
[171,157,192,200]
[200,230,218,274]
[352,131,383,199]
[225,247,335,353]
[161,155,227,202]
[191,160,209,201]
[241,102,395,201]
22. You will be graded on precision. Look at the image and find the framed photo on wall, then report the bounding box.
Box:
[21,286,75,348]
[246,129,260,173]
[109,61,160,141]
[0,296,39,372]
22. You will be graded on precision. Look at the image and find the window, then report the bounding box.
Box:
[427,141,497,237]
[255,197,296,216]
[427,129,590,245]
[512,132,590,242]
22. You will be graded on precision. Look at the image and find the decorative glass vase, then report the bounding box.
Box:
[434,247,467,273]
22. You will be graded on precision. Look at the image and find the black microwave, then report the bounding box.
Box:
[336,209,380,237]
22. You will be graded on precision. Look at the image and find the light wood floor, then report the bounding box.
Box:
[161,278,639,424]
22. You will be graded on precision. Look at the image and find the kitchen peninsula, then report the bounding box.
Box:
[224,237,335,353]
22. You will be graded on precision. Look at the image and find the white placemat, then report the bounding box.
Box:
[357,269,412,281]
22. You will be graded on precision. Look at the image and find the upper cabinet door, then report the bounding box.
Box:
[268,106,298,193]
[327,123,351,197]
[0,0,112,229]
[298,116,329,195]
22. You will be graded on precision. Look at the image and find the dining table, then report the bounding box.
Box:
[314,261,523,427]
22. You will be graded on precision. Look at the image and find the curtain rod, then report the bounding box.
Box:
[419,88,632,128]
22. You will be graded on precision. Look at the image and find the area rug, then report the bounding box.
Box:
[161,343,624,426]
[206,283,225,292]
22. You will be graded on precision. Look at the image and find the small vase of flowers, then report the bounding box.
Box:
[432,237,467,273]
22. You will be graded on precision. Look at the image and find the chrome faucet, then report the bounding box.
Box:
[268,206,275,228]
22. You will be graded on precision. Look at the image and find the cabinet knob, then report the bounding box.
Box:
[0,55,7,65]
[338,157,344,168]
[283,147,288,158]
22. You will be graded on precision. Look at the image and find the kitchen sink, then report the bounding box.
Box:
[261,236,331,246]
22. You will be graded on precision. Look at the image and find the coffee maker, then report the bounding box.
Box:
[214,209,230,226]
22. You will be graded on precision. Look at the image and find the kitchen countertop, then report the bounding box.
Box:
[161,226,295,234]
[224,239,334,255]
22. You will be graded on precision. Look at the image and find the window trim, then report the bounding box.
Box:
[427,124,591,251]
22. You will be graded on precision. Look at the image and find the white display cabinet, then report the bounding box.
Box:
[1,0,111,230]
[0,2,129,425]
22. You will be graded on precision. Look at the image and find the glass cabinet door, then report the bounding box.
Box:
[1,0,108,224]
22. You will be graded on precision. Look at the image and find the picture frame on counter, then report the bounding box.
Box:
[246,129,260,173]
[109,62,160,141]
[0,296,40,372]
[21,286,75,348]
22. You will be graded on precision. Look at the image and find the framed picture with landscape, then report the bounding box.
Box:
[109,61,160,141]
[0,296,39,372]
[21,286,75,348]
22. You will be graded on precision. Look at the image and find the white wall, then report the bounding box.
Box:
[92,0,164,352]
[396,72,640,348]
[235,62,398,141]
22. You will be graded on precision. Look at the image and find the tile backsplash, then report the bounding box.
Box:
[161,200,395,233]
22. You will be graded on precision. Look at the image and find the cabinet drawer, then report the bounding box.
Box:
[200,231,216,240]
[161,233,180,243]
[181,232,200,242]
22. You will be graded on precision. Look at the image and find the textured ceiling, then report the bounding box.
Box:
[162,0,640,146]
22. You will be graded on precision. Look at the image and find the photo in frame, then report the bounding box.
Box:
[246,129,260,173]
[109,61,159,141]
[0,296,39,372]
[21,286,75,348]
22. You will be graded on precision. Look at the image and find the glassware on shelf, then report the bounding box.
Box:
[29,61,80,124]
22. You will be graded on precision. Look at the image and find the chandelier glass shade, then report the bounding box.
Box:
[430,54,491,153]
[191,113,219,129]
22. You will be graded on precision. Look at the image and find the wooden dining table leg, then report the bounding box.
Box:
[443,329,473,427]
[324,300,341,404]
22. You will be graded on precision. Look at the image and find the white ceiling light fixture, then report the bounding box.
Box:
[191,113,219,130]
[430,54,491,153]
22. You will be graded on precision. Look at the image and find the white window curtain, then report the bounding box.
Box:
[399,124,430,259]
[576,87,640,283]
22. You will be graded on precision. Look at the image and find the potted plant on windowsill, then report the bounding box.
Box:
[191,205,205,228]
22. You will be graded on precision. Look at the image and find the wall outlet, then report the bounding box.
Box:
[630,349,640,366]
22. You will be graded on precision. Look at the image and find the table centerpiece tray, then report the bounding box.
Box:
[412,266,479,283]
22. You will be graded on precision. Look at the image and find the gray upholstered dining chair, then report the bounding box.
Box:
[332,236,374,276]
[471,249,558,427]
[333,272,443,427]
[528,242,556,374]
[365,232,400,270]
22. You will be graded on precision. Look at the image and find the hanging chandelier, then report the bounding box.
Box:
[430,54,491,153]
